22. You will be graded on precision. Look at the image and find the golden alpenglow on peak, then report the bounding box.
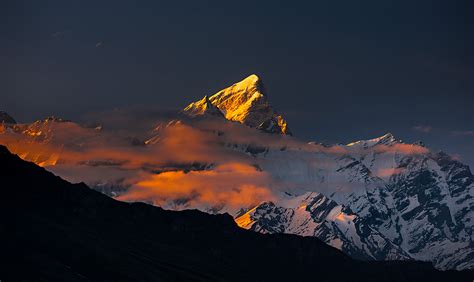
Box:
[182,95,223,117]
[183,74,291,135]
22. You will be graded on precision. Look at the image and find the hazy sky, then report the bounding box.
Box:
[2,1,473,166]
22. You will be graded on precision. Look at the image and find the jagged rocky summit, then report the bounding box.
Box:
[183,74,290,134]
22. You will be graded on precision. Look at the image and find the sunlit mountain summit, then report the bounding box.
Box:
[184,74,290,134]
[0,75,473,271]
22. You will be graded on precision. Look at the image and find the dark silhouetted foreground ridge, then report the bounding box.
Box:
[0,145,471,281]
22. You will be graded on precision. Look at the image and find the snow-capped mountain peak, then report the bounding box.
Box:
[347,132,399,148]
[183,74,290,134]
[2,76,473,271]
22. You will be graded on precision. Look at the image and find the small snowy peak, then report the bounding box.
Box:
[0,111,16,124]
[346,133,399,148]
[372,133,397,144]
[12,116,75,140]
[145,120,183,145]
[183,74,290,134]
[42,116,71,123]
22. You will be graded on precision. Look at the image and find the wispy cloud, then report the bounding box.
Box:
[412,125,432,133]
[452,130,474,137]
[0,108,433,214]
[95,42,103,48]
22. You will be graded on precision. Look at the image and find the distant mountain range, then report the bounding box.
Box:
[1,145,472,281]
[1,74,472,271]
[236,131,474,270]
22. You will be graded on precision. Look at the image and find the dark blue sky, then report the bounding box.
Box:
[2,0,473,166]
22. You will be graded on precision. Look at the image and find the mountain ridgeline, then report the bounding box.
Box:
[0,145,472,281]
[0,74,473,271]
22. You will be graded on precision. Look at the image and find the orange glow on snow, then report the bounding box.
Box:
[374,143,428,155]
[375,167,406,178]
[235,207,257,228]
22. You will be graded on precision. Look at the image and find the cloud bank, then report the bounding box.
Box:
[0,109,434,214]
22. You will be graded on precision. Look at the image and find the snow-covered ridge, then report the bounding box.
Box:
[1,75,472,271]
[235,191,412,261]
[254,134,473,270]
[347,132,399,147]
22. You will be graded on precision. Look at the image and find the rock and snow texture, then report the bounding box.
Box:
[182,96,223,117]
[1,75,473,271]
[235,191,412,261]
[183,74,290,134]
[246,133,474,270]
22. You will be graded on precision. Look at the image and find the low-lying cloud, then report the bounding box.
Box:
[117,162,275,214]
[0,109,435,215]
[373,143,429,155]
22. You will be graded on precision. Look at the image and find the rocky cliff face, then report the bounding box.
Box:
[235,191,412,261]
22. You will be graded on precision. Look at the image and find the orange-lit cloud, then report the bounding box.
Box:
[0,120,244,169]
[0,119,278,215]
[117,162,275,214]
[0,111,431,216]
[373,143,429,155]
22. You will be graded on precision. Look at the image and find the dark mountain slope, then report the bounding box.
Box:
[0,145,471,282]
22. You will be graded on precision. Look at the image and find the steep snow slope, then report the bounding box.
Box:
[235,191,412,261]
[182,96,223,117]
[251,133,474,270]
